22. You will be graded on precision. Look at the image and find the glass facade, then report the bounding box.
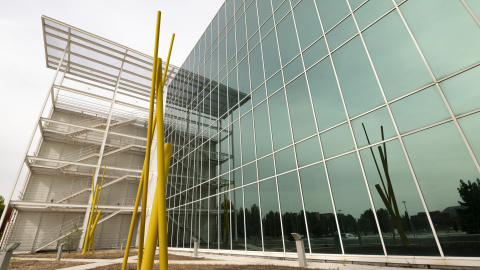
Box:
[163,0,480,260]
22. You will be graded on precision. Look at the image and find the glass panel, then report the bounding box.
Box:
[458,112,480,162]
[273,0,290,21]
[277,171,307,252]
[400,0,480,78]
[299,163,341,254]
[266,71,284,95]
[326,16,357,51]
[244,183,263,251]
[237,58,250,94]
[293,0,323,50]
[257,0,273,26]
[252,84,266,106]
[226,0,235,23]
[242,161,257,185]
[262,31,282,79]
[274,146,296,174]
[236,14,247,50]
[315,0,350,31]
[239,96,252,116]
[268,89,293,150]
[351,107,396,148]
[302,38,328,70]
[283,55,303,84]
[253,101,273,158]
[248,32,260,52]
[198,198,209,248]
[232,187,245,250]
[240,112,255,164]
[363,10,433,101]
[295,136,322,167]
[390,86,451,134]
[360,140,440,256]
[350,0,367,10]
[403,122,480,257]
[439,65,480,116]
[320,123,355,159]
[327,153,384,255]
[285,74,317,142]
[246,2,259,38]
[249,44,265,90]
[219,191,231,249]
[271,0,284,11]
[332,37,384,118]
[276,13,301,66]
[220,128,230,175]
[307,57,347,131]
[227,27,236,62]
[257,154,275,180]
[219,38,227,70]
[232,167,242,187]
[466,0,480,19]
[232,120,241,169]
[237,44,247,62]
[260,16,275,39]
[260,177,283,252]
[354,0,393,29]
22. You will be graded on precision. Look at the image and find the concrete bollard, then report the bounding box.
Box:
[56,242,66,261]
[192,237,198,257]
[120,243,123,251]
[291,233,307,267]
[0,243,20,270]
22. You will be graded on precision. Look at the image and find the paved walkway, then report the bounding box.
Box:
[12,251,440,270]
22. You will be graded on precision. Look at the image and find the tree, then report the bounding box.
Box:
[456,178,480,233]
[0,195,4,217]
[63,224,81,253]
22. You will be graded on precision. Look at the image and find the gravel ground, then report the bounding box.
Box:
[96,264,312,270]
[8,259,87,270]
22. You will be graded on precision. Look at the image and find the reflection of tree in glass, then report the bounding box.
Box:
[456,178,480,234]
[362,124,409,245]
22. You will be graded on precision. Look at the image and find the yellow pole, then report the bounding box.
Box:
[140,143,172,270]
[87,184,100,252]
[82,169,96,254]
[161,34,175,86]
[83,179,99,254]
[139,58,164,270]
[157,142,172,270]
[94,165,107,214]
[138,11,162,269]
[121,171,145,269]
[157,34,174,270]
[121,93,163,268]
[88,166,105,253]
[88,211,102,253]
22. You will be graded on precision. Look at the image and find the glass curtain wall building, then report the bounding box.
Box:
[162,0,480,266]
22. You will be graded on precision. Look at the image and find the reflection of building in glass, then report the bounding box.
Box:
[160,0,480,267]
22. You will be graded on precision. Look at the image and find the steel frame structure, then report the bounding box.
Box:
[0,16,179,253]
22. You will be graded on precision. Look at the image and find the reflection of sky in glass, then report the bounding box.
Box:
[403,122,479,212]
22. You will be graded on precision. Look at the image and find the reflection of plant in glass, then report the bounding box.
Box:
[457,178,480,234]
[362,124,409,245]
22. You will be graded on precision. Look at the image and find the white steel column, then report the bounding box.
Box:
[0,45,68,233]
[77,49,128,250]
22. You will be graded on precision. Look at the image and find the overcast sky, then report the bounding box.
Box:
[0,0,224,200]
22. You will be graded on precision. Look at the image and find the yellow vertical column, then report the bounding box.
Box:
[138,11,162,269]
[157,34,175,270]
[82,170,96,254]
